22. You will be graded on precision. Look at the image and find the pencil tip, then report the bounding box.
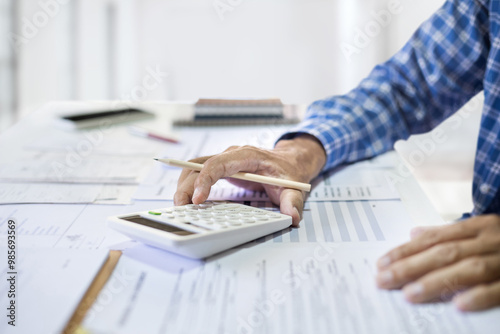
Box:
[153,158,158,161]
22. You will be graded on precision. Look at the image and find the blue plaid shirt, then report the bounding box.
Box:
[282,0,500,215]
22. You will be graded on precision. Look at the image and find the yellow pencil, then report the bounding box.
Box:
[154,158,311,192]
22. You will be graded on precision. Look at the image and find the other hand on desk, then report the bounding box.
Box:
[173,134,326,226]
[376,215,500,311]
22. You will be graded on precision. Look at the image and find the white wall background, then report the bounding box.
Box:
[3,0,444,124]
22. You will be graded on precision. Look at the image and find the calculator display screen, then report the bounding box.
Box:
[122,215,195,236]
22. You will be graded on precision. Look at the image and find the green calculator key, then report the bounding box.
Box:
[148,210,162,215]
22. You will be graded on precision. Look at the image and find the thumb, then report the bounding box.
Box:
[279,189,304,227]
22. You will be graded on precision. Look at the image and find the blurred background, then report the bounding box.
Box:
[0,0,444,132]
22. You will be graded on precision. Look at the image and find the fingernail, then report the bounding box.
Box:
[404,283,423,300]
[410,227,425,239]
[378,256,391,268]
[377,270,393,285]
[290,207,301,226]
[454,294,472,311]
[293,206,301,219]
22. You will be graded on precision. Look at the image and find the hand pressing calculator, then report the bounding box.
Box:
[108,202,292,259]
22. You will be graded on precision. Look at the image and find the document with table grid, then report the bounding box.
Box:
[80,244,499,334]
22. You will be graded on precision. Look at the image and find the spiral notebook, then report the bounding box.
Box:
[174,98,300,126]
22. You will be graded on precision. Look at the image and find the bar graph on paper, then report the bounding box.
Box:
[249,200,412,244]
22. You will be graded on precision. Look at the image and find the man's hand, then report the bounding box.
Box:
[376,215,500,311]
[174,134,326,226]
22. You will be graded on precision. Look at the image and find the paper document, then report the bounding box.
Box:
[24,130,162,156]
[93,185,137,205]
[206,182,399,202]
[0,183,101,204]
[0,183,135,204]
[0,151,151,184]
[189,126,289,156]
[242,200,414,246]
[0,248,109,334]
[0,205,89,248]
[0,202,148,249]
[308,167,399,201]
[82,244,500,334]
[344,151,398,170]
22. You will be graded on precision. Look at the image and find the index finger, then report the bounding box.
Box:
[174,156,212,205]
[192,147,267,204]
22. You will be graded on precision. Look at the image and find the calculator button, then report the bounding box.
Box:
[239,218,255,224]
[215,204,237,210]
[173,207,186,212]
[256,217,269,221]
[197,207,212,212]
[225,215,241,220]
[199,202,213,208]
[226,221,241,226]
[173,212,186,217]
[148,210,162,215]
[239,207,253,212]
[165,214,175,219]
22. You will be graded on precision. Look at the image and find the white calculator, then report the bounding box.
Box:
[108,202,292,259]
